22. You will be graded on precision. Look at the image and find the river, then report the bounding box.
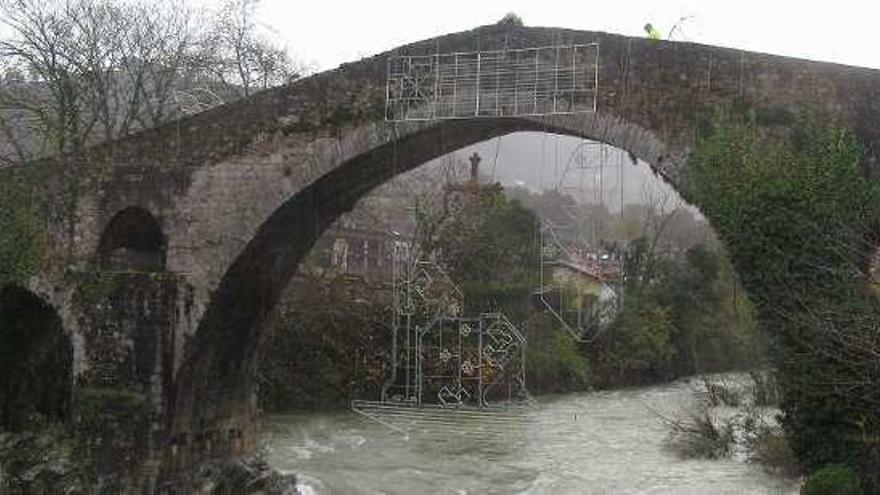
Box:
[265,377,799,494]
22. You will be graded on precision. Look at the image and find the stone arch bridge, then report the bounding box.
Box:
[3,24,880,487]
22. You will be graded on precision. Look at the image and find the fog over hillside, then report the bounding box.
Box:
[421,132,685,213]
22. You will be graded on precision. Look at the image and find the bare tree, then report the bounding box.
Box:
[200,0,301,99]
[0,0,302,166]
[0,0,91,162]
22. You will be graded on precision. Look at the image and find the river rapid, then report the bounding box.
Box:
[265,377,799,494]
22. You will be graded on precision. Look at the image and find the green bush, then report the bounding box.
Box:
[426,185,540,287]
[665,409,735,459]
[258,305,391,411]
[497,12,524,27]
[801,465,862,495]
[592,293,676,385]
[461,281,533,322]
[591,233,760,388]
[684,107,880,470]
[526,315,591,393]
[748,426,800,477]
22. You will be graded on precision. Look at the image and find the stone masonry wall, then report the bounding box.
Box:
[69,271,192,488]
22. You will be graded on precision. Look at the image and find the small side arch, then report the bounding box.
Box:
[0,285,73,430]
[97,207,166,271]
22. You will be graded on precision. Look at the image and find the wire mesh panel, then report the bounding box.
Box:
[386,44,599,122]
[538,221,621,343]
[417,313,527,407]
[355,251,533,437]
[419,317,481,406]
[378,255,530,409]
[350,399,533,443]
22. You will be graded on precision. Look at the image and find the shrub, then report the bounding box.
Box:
[665,408,735,459]
[801,465,862,495]
[699,376,742,407]
[593,298,676,385]
[497,12,523,27]
[526,314,591,393]
[684,107,880,470]
[746,422,800,477]
[748,370,781,407]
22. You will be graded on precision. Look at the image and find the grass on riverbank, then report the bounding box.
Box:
[662,372,800,478]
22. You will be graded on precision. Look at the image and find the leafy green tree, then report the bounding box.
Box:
[525,314,591,393]
[683,107,880,480]
[597,301,676,383]
[424,183,540,289]
[592,233,759,386]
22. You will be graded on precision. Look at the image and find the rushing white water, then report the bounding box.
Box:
[265,377,799,494]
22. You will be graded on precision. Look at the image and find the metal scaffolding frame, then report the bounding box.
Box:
[385,43,599,122]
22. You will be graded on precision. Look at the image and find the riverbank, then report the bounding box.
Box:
[255,304,760,413]
[0,429,299,494]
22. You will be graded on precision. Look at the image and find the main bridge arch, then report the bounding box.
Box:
[166,29,880,460]
[171,112,674,439]
[161,25,880,479]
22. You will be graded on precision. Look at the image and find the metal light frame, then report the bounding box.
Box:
[538,220,621,343]
[380,257,528,408]
[385,43,599,122]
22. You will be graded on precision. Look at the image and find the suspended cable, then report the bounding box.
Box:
[489,134,503,182]
[619,146,625,220]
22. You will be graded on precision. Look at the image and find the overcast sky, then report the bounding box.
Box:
[255,0,878,72]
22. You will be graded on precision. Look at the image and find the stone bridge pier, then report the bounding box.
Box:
[2,22,880,490]
[70,271,192,489]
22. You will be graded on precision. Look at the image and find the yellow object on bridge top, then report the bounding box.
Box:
[644,23,662,42]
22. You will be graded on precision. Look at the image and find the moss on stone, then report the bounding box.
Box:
[801,464,862,495]
[0,168,46,286]
[0,425,87,492]
[72,272,121,306]
[74,386,146,419]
